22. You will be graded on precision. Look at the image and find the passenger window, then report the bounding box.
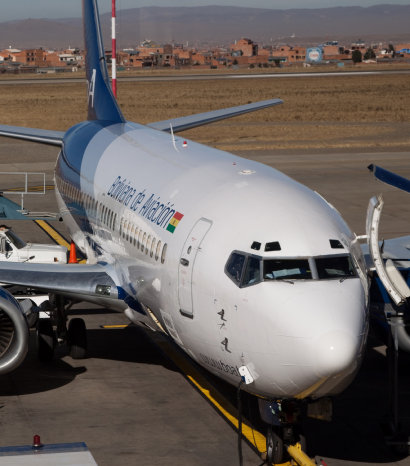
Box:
[243,256,261,286]
[151,238,156,258]
[316,255,356,279]
[264,259,312,280]
[225,253,245,285]
[146,235,151,254]
[155,241,161,261]
[161,243,167,264]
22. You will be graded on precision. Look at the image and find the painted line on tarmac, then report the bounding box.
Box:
[100,325,128,329]
[5,185,54,192]
[34,220,86,263]
[35,219,71,249]
[148,330,267,459]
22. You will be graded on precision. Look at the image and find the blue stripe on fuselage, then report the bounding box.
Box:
[56,121,112,240]
[55,120,140,257]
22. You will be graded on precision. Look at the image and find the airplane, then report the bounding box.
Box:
[0,0,369,462]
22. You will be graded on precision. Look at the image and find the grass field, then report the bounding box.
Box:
[0,72,410,153]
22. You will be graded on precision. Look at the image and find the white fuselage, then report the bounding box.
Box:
[54,121,369,400]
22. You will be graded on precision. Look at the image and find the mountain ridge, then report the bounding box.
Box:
[1,4,410,49]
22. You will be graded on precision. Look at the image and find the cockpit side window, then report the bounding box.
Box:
[315,255,357,279]
[264,259,312,280]
[225,252,246,285]
[242,256,261,286]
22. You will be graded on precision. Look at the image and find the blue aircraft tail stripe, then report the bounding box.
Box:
[83,0,125,123]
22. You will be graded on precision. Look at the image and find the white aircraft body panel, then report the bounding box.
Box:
[51,122,369,399]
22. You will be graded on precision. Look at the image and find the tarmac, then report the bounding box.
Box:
[1,139,410,465]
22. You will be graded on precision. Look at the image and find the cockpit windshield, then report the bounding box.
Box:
[264,259,312,281]
[225,251,358,288]
[315,255,356,279]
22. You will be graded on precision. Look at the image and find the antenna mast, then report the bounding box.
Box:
[111,0,117,98]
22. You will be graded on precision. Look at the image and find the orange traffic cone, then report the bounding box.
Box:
[68,241,77,264]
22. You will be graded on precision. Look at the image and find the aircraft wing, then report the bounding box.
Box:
[0,125,64,146]
[0,261,128,310]
[0,100,283,142]
[146,98,283,133]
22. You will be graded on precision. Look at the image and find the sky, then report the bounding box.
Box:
[2,0,410,21]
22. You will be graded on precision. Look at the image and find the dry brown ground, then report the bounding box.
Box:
[0,72,410,152]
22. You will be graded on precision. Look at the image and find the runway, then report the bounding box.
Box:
[1,139,410,465]
[0,68,409,85]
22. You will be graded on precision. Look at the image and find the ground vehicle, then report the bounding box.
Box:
[0,227,67,264]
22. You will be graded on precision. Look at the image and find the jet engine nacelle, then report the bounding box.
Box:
[0,287,29,375]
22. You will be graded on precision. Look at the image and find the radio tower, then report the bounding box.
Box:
[111,0,117,98]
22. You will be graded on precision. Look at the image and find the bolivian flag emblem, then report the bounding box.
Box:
[166,212,184,233]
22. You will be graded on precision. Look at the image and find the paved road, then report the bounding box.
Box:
[0,68,409,85]
[1,139,410,465]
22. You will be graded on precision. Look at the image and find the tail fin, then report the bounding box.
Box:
[83,0,125,123]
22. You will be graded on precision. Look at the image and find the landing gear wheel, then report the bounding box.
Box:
[37,318,55,361]
[67,318,87,359]
[266,426,284,465]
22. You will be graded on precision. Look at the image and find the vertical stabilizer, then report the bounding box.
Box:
[83,0,125,123]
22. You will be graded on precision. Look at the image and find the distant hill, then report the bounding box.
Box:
[1,4,410,49]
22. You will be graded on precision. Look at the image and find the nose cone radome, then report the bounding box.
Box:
[315,331,359,377]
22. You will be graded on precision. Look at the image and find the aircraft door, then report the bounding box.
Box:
[178,218,212,318]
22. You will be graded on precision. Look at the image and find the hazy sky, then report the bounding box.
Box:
[2,0,410,21]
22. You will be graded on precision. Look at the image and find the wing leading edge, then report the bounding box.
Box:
[0,125,64,146]
[147,98,283,133]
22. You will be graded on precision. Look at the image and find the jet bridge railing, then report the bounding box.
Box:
[0,172,46,212]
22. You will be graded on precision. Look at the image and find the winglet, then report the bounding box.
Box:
[83,0,125,123]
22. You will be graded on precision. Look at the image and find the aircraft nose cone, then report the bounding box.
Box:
[315,331,358,377]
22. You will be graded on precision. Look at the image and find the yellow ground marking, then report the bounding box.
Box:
[101,325,128,329]
[148,330,314,465]
[6,185,54,192]
[35,219,71,249]
[34,219,86,263]
[187,373,267,453]
[151,333,267,455]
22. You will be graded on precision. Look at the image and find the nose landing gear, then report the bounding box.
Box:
[265,424,307,465]
[259,399,311,465]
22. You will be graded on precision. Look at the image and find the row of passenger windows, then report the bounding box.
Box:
[58,177,119,231]
[225,251,357,288]
[56,176,167,264]
[120,219,167,264]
